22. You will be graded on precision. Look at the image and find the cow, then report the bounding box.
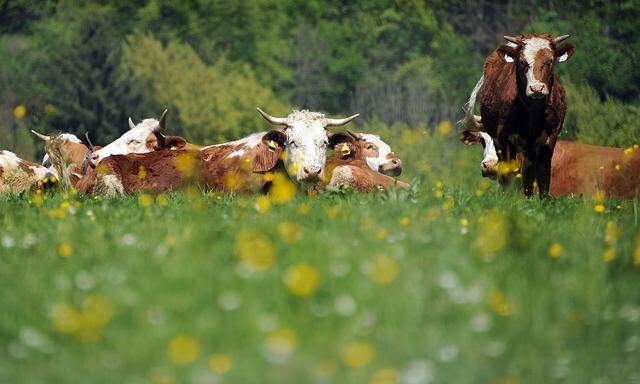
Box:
[82,109,360,196]
[0,150,57,195]
[460,33,576,197]
[31,131,98,187]
[88,110,188,167]
[460,130,640,199]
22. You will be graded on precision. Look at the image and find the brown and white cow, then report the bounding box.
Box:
[83,109,360,196]
[461,33,576,197]
[0,150,57,195]
[32,131,98,187]
[461,130,640,199]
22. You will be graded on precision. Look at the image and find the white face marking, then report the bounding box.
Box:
[227,148,247,158]
[59,133,82,144]
[479,132,498,165]
[522,37,552,97]
[359,134,393,172]
[90,118,161,165]
[281,111,329,182]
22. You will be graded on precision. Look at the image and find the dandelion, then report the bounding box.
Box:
[442,196,454,210]
[594,204,605,213]
[602,247,616,263]
[168,335,200,365]
[615,164,621,171]
[156,194,168,206]
[284,263,321,297]
[279,221,302,244]
[264,329,297,364]
[173,152,198,177]
[44,104,55,115]
[51,295,114,342]
[604,221,620,245]
[59,242,72,258]
[400,217,410,226]
[549,243,563,259]
[208,353,233,375]
[476,210,507,254]
[298,203,311,215]
[325,206,339,219]
[437,121,452,135]
[235,229,275,272]
[366,255,399,284]
[138,194,153,207]
[51,303,81,334]
[489,289,515,316]
[370,368,400,384]
[434,190,443,198]
[269,173,296,204]
[376,228,389,240]
[254,196,272,212]
[341,341,374,368]
[14,105,26,119]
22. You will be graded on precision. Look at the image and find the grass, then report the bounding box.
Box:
[1,129,640,383]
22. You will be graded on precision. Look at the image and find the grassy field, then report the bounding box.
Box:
[1,128,640,383]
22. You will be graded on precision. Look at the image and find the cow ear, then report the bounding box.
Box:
[459,130,482,146]
[162,135,188,150]
[555,44,575,62]
[327,132,355,148]
[497,44,518,63]
[252,130,286,172]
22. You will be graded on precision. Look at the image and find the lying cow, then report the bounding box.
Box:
[0,150,57,195]
[460,130,640,199]
[84,109,360,196]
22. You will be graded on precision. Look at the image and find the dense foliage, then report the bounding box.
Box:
[1,1,639,158]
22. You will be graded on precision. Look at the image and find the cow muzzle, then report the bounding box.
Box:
[481,159,498,179]
[300,165,323,182]
[379,158,402,177]
[527,83,548,99]
[89,153,101,168]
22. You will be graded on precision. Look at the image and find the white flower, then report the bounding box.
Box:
[218,291,242,311]
[2,235,15,248]
[334,294,357,317]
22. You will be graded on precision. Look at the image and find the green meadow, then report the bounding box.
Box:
[2,127,639,384]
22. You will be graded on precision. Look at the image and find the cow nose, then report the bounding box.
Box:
[482,159,498,170]
[303,167,321,176]
[529,84,547,97]
[391,158,401,167]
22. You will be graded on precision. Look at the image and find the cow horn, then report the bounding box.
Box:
[256,107,288,126]
[30,130,50,141]
[553,34,570,44]
[128,117,136,129]
[503,35,518,44]
[326,113,360,127]
[159,109,168,129]
[84,132,94,151]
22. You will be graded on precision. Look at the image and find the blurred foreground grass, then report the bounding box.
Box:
[1,127,640,383]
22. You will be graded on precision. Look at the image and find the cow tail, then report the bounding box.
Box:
[458,75,484,130]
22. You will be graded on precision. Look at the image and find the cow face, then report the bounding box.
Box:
[459,130,499,178]
[257,108,359,184]
[328,132,402,177]
[89,110,168,167]
[499,34,575,100]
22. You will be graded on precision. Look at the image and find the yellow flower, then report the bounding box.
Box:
[156,194,169,206]
[284,263,321,297]
[400,217,410,226]
[325,206,339,219]
[14,105,26,119]
[168,336,200,365]
[460,218,469,227]
[138,165,148,180]
[279,221,302,244]
[51,303,82,334]
[435,181,443,189]
[489,289,515,316]
[208,354,233,375]
[265,329,298,361]
[44,104,55,116]
[173,152,198,177]
[298,203,311,215]
[235,229,276,272]
[476,210,507,254]
[139,194,153,207]
[614,164,621,171]
[51,295,114,342]
[437,121,452,135]
[269,173,296,204]
[370,368,400,384]
[341,341,374,368]
[376,228,389,240]
[594,204,605,213]
[368,255,399,284]
[59,242,72,258]
[442,196,454,210]
[549,243,563,259]
[254,196,272,212]
[604,221,620,245]
[434,190,443,198]
[602,247,616,263]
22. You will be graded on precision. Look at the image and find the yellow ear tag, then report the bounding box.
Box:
[340,143,351,155]
[268,140,278,150]
[170,146,177,150]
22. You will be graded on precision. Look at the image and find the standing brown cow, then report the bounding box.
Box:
[461,34,576,197]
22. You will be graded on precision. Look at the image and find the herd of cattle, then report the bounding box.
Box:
[1,33,639,199]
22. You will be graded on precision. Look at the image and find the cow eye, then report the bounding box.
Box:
[288,140,299,147]
[127,139,141,145]
[323,139,329,146]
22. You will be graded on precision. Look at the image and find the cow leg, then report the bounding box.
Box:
[520,154,536,197]
[535,147,553,198]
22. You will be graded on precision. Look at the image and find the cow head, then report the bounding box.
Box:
[498,34,575,100]
[32,130,88,170]
[328,131,402,177]
[257,108,359,183]
[89,109,171,167]
[459,130,499,178]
